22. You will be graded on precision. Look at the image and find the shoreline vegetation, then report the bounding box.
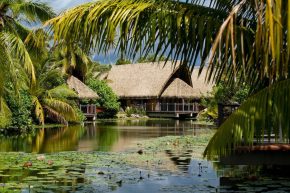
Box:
[0,129,215,192]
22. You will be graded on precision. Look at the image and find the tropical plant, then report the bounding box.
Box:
[86,79,120,118]
[47,0,290,158]
[85,61,111,80]
[0,0,55,82]
[51,41,92,81]
[5,88,33,131]
[0,0,54,128]
[29,60,79,125]
[199,81,249,122]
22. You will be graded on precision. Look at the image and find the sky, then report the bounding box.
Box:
[42,0,92,13]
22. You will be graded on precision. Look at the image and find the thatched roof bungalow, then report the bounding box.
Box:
[102,61,212,100]
[67,76,99,100]
[101,62,213,117]
[103,62,213,117]
[67,76,99,119]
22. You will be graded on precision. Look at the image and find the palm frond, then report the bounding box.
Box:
[47,84,78,99]
[0,97,12,128]
[32,96,44,125]
[43,98,78,122]
[10,0,55,23]
[47,0,289,89]
[0,32,36,83]
[24,28,49,60]
[46,0,228,71]
[207,0,289,88]
[44,105,67,125]
[204,79,290,159]
[0,38,14,97]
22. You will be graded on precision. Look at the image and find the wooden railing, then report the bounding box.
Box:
[143,103,201,113]
[80,105,97,115]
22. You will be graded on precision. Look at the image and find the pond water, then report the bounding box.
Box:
[0,119,211,153]
[0,120,290,193]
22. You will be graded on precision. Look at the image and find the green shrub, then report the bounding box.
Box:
[200,82,249,121]
[86,79,120,118]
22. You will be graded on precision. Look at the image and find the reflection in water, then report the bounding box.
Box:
[0,120,212,153]
[165,149,192,172]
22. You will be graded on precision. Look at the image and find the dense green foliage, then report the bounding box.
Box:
[0,1,90,130]
[5,90,33,131]
[199,82,249,121]
[86,79,120,118]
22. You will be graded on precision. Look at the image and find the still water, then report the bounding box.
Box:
[0,119,210,153]
[0,120,290,192]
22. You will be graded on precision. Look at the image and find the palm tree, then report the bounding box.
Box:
[47,0,290,158]
[29,59,79,125]
[51,41,91,81]
[0,0,54,127]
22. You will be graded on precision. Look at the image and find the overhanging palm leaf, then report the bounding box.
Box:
[32,96,44,125]
[0,32,36,82]
[47,0,230,72]
[204,79,290,158]
[1,0,55,24]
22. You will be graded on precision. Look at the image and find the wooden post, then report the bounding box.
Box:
[217,103,224,126]
[182,99,184,112]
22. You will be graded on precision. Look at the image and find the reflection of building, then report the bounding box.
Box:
[165,149,192,172]
[67,76,99,120]
[101,62,213,118]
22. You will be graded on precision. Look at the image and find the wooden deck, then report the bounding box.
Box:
[80,105,97,120]
[144,103,201,118]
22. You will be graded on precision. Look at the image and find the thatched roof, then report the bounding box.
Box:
[161,78,198,98]
[105,62,180,98]
[161,68,213,98]
[104,62,213,99]
[190,68,213,97]
[67,76,99,99]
